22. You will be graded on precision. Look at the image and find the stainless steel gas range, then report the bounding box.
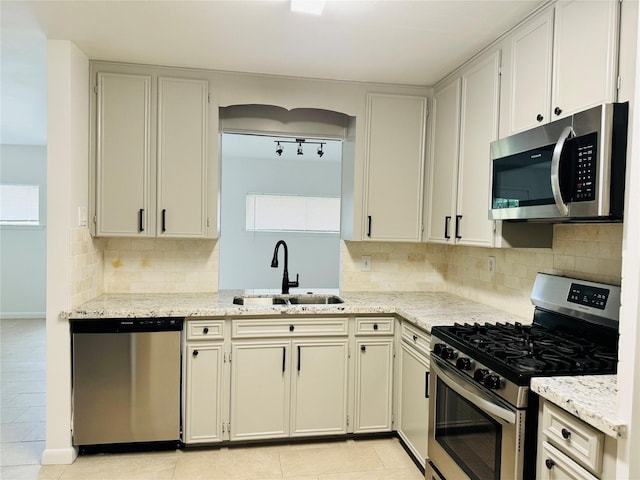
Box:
[426,273,620,480]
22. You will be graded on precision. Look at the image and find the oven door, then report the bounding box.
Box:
[427,356,525,480]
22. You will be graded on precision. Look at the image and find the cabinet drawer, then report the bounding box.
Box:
[539,441,599,480]
[355,317,394,336]
[186,319,225,341]
[541,402,604,475]
[401,322,430,358]
[232,318,348,338]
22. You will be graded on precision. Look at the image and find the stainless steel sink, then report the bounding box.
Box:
[232,294,343,306]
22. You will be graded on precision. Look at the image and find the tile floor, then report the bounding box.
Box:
[1,318,424,480]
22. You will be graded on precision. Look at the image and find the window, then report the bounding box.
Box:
[0,184,40,226]
[246,193,340,233]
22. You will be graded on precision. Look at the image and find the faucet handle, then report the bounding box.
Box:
[289,274,300,288]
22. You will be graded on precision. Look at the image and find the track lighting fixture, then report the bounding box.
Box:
[273,138,327,158]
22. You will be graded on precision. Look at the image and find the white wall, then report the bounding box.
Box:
[219,133,342,290]
[42,39,88,465]
[0,144,47,318]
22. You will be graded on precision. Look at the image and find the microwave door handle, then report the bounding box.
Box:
[550,126,574,217]
[431,357,516,424]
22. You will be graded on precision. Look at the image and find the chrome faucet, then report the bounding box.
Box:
[270,240,299,294]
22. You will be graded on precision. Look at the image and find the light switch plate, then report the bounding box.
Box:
[361,255,371,272]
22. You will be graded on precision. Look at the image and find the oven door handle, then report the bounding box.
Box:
[550,125,574,217]
[431,357,516,424]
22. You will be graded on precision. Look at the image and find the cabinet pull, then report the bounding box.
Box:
[536,114,544,122]
[192,350,199,357]
[545,458,555,470]
[297,345,301,371]
[162,209,167,233]
[444,216,451,239]
[138,208,144,232]
[425,371,430,399]
[367,215,372,237]
[373,323,378,331]
[561,428,571,439]
[455,215,462,239]
[282,347,286,373]
[289,324,295,332]
[203,327,209,334]
[412,335,418,342]
[361,345,366,352]
[554,107,562,116]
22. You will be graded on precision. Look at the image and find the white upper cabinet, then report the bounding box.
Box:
[502,0,620,136]
[551,0,619,119]
[157,77,208,238]
[91,65,217,238]
[502,9,554,135]
[96,72,152,236]
[426,50,501,247]
[364,93,427,242]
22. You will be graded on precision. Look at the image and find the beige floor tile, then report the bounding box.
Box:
[174,446,282,479]
[371,439,418,470]
[319,467,424,480]
[58,452,177,480]
[37,464,67,480]
[279,443,384,477]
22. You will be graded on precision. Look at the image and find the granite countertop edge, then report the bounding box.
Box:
[531,375,625,439]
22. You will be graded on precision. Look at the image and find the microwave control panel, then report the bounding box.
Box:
[573,133,598,202]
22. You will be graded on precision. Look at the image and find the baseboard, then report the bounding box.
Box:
[41,447,78,465]
[0,312,46,319]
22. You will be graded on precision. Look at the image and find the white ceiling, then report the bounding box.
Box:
[0,0,544,147]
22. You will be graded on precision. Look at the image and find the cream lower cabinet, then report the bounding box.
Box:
[229,317,349,441]
[398,322,430,468]
[183,320,227,444]
[537,400,617,480]
[353,317,395,433]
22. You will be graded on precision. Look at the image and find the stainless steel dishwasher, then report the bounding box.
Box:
[70,317,183,453]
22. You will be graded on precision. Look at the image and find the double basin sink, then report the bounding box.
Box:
[233,294,344,306]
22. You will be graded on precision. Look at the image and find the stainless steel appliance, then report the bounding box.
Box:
[426,273,619,480]
[489,103,628,222]
[71,317,183,453]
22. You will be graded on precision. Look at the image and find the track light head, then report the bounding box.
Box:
[275,142,283,156]
[297,142,303,155]
[317,145,324,158]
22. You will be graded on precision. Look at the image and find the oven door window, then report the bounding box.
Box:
[435,377,501,480]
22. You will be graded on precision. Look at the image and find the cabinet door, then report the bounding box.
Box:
[229,341,290,441]
[354,338,394,433]
[290,340,348,437]
[456,50,501,247]
[552,0,619,120]
[365,93,427,242]
[398,343,429,467]
[539,442,599,480]
[96,72,152,236]
[157,77,208,237]
[505,9,554,135]
[184,343,224,443]
[426,78,461,243]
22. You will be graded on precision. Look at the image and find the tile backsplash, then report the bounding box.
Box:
[103,238,219,293]
[341,224,623,317]
[70,227,104,308]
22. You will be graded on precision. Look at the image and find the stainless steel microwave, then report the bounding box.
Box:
[489,103,628,222]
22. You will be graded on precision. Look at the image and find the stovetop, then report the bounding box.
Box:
[432,319,618,382]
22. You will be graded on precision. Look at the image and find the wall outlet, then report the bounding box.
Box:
[78,206,88,227]
[361,255,372,272]
[488,256,496,275]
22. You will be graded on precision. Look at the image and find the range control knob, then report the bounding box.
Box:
[441,347,456,360]
[456,357,472,371]
[433,343,446,356]
[484,374,502,390]
[474,368,490,383]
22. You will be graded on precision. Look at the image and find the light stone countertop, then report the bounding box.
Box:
[66,290,625,439]
[531,375,625,439]
[65,290,531,334]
